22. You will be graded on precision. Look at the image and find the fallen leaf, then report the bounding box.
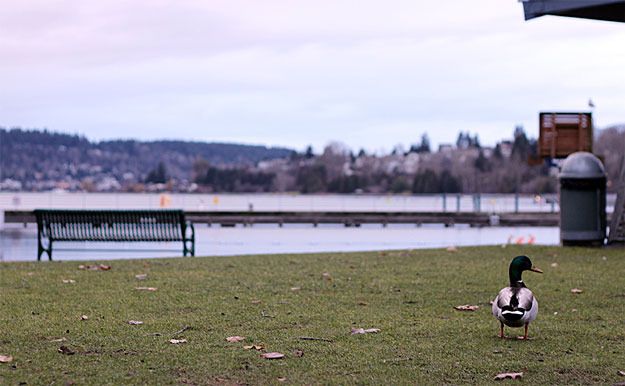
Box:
[58,346,75,355]
[251,299,262,304]
[618,370,625,376]
[226,336,245,343]
[293,349,304,357]
[290,287,301,291]
[454,305,480,311]
[261,352,285,359]
[277,377,287,382]
[550,262,558,268]
[62,279,76,284]
[351,327,381,335]
[243,345,264,351]
[135,287,157,291]
[571,288,583,294]
[135,274,148,280]
[446,246,458,252]
[494,372,523,380]
[80,315,89,321]
[322,272,332,280]
[128,320,144,325]
[0,355,13,363]
[50,337,67,342]
[78,264,111,271]
[169,339,187,344]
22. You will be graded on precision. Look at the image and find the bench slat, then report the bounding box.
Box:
[34,209,195,260]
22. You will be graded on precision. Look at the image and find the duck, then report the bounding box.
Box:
[492,255,542,340]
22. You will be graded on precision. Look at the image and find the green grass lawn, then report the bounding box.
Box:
[1,245,624,385]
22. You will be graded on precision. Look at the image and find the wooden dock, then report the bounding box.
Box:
[3,210,560,227]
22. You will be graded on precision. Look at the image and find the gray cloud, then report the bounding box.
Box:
[1,0,624,151]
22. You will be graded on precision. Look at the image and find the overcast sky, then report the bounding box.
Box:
[1,1,624,153]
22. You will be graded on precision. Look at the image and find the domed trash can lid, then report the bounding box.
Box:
[559,152,606,179]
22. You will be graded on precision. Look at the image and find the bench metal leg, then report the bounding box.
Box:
[36,223,52,261]
[183,221,195,257]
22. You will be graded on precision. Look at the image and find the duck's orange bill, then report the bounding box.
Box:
[530,266,543,273]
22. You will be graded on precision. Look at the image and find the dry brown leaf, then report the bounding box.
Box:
[571,288,583,294]
[62,279,76,284]
[169,339,187,344]
[128,320,144,325]
[290,287,301,291]
[243,345,264,351]
[135,274,148,280]
[351,327,380,335]
[494,372,523,380]
[135,287,157,291]
[251,299,262,304]
[261,352,285,359]
[58,346,75,355]
[357,301,369,306]
[50,337,67,342]
[79,264,111,271]
[454,305,480,311]
[277,377,287,382]
[322,272,332,280]
[80,315,89,321]
[0,355,13,363]
[550,262,558,268]
[226,336,245,343]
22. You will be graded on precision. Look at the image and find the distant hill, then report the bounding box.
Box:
[0,128,294,190]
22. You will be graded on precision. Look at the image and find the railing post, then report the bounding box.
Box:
[473,194,481,213]
[442,193,447,212]
[456,194,461,212]
[514,192,519,214]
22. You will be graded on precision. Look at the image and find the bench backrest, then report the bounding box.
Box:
[34,209,188,242]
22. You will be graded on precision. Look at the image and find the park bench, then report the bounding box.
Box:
[34,209,195,261]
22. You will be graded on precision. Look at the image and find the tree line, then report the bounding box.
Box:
[2,125,624,193]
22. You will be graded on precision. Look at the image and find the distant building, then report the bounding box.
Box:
[438,144,453,153]
[499,141,513,158]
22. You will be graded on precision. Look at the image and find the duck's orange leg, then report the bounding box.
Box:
[523,323,529,340]
[517,324,529,340]
[499,322,505,338]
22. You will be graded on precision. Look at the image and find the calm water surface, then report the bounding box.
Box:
[0,223,559,262]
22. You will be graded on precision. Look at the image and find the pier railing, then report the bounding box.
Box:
[0,192,575,213]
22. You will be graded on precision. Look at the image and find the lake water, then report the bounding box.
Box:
[0,192,569,262]
[0,223,560,262]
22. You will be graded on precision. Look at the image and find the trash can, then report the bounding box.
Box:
[559,152,607,246]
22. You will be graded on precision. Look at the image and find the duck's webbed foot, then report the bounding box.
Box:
[516,324,530,340]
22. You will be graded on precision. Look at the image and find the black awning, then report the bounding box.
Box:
[522,0,625,22]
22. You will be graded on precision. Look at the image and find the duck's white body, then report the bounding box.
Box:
[492,284,538,328]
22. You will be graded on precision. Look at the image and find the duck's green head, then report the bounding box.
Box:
[509,255,542,284]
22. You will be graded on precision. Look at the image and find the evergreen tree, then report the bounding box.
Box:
[145,162,167,183]
[304,145,315,159]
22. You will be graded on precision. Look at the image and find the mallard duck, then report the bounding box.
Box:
[492,255,542,340]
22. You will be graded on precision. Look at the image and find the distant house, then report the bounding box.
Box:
[438,144,453,153]
[499,141,513,158]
